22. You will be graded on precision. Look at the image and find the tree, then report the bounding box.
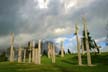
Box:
[82,31,92,50]
[59,50,65,55]
[67,49,71,54]
[43,50,47,56]
[0,51,8,62]
[82,30,100,54]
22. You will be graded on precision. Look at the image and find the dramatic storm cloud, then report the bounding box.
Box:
[0,0,108,51]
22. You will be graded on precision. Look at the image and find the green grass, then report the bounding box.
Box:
[0,52,108,72]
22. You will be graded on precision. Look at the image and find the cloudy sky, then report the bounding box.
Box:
[0,0,108,52]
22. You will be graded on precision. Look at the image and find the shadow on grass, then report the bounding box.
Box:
[91,54,108,65]
[53,64,77,72]
[72,53,108,65]
[61,60,77,65]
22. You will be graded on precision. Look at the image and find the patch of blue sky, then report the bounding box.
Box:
[98,42,107,48]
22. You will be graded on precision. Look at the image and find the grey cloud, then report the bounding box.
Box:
[66,0,108,38]
[0,0,108,48]
[0,0,26,36]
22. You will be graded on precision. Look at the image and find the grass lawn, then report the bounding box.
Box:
[0,52,108,72]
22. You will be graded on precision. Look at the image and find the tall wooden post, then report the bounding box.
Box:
[82,17,92,66]
[23,48,26,63]
[38,40,41,64]
[32,41,35,63]
[51,43,55,63]
[61,41,64,57]
[18,47,22,63]
[28,41,32,63]
[52,43,55,63]
[51,43,53,63]
[10,32,14,62]
[32,48,35,63]
[34,48,38,64]
[48,43,51,58]
[75,24,82,65]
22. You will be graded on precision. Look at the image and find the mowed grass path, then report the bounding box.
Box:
[0,52,108,72]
